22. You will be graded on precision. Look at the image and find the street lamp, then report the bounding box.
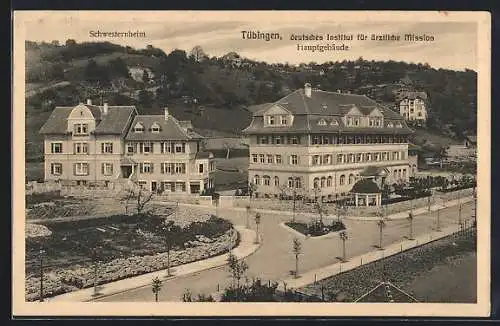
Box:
[254,213,261,244]
[39,248,45,302]
[91,247,102,296]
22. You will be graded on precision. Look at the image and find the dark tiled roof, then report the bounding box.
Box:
[350,179,381,194]
[39,104,136,136]
[125,114,203,141]
[243,88,412,135]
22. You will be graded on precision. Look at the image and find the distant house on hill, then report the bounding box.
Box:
[398,91,428,123]
[221,52,242,67]
[128,66,155,83]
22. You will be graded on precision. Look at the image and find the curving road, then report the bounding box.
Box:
[95,201,474,302]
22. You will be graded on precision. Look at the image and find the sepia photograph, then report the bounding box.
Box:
[12,10,490,317]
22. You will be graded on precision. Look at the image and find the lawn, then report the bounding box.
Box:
[25,211,235,301]
[299,231,477,303]
[213,157,249,192]
[285,221,346,237]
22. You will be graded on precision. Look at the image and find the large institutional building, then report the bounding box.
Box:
[243,83,416,203]
[39,100,215,193]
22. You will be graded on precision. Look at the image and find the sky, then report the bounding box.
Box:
[19,11,479,71]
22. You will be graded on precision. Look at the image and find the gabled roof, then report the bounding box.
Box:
[350,179,381,194]
[355,282,419,303]
[125,114,203,141]
[243,87,412,135]
[39,104,136,136]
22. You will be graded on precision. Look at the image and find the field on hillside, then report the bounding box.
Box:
[412,128,461,147]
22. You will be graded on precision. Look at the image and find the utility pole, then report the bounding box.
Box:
[39,249,45,302]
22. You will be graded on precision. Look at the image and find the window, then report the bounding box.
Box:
[161,142,173,153]
[349,154,355,163]
[151,123,161,133]
[339,174,346,185]
[101,142,113,154]
[280,115,288,125]
[330,119,339,126]
[288,177,294,188]
[354,118,360,126]
[263,176,271,186]
[375,153,380,161]
[259,154,265,163]
[259,136,269,144]
[312,136,320,145]
[322,136,330,144]
[134,123,144,133]
[396,122,403,128]
[274,176,280,187]
[275,155,282,164]
[318,119,327,126]
[267,155,274,164]
[367,153,372,162]
[337,154,344,164]
[327,176,333,187]
[313,178,319,189]
[73,123,89,135]
[74,163,89,176]
[268,116,275,125]
[102,163,113,176]
[175,163,186,174]
[402,169,407,178]
[392,152,398,160]
[50,163,62,175]
[199,164,204,173]
[254,175,260,185]
[348,174,355,185]
[51,142,63,153]
[323,155,331,164]
[274,136,282,145]
[126,143,135,154]
[290,136,299,145]
[387,122,394,127]
[140,162,153,173]
[290,155,298,165]
[320,177,326,188]
[161,163,173,174]
[175,143,186,153]
[312,155,320,165]
[141,142,153,154]
[73,142,88,154]
[294,177,301,188]
[252,154,258,163]
[356,153,362,162]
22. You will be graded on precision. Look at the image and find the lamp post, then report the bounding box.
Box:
[91,247,101,296]
[39,248,45,302]
[254,213,261,244]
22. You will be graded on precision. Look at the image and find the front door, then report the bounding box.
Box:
[151,181,157,192]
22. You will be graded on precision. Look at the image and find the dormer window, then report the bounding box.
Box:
[387,122,394,127]
[330,119,339,126]
[151,122,161,133]
[280,115,288,125]
[318,119,327,126]
[268,116,275,125]
[396,122,403,128]
[134,122,144,133]
[73,123,89,136]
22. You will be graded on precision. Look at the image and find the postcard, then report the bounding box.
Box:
[12,10,490,317]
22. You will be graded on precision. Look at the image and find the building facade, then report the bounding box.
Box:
[243,83,415,200]
[398,91,428,123]
[39,101,215,193]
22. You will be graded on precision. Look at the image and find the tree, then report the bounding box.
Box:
[227,252,248,293]
[254,213,261,244]
[223,141,233,159]
[121,183,155,215]
[152,276,162,302]
[314,195,327,226]
[160,220,177,276]
[108,57,130,79]
[84,59,110,86]
[190,45,207,63]
[142,69,150,84]
[65,39,77,47]
[407,212,414,240]
[292,237,302,278]
[376,218,386,249]
[248,182,258,199]
[245,205,251,229]
[339,231,348,262]
[137,90,154,109]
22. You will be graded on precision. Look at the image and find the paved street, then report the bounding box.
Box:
[95,200,474,302]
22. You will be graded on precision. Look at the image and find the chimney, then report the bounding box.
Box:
[103,102,108,115]
[86,99,92,105]
[304,83,312,98]
[164,107,169,120]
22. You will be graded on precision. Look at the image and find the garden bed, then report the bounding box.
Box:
[25,212,235,301]
[299,232,477,303]
[285,220,346,237]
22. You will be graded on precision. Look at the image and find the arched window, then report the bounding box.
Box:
[327,176,332,187]
[274,176,280,187]
[313,177,319,189]
[254,175,260,185]
[294,177,302,188]
[263,175,270,186]
[318,119,327,126]
[320,177,326,188]
[348,174,355,185]
[340,175,346,185]
[393,169,398,176]
[288,177,294,188]
[402,169,406,178]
